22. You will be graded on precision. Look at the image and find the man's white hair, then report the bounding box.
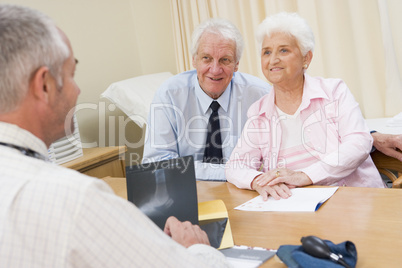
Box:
[191,18,244,63]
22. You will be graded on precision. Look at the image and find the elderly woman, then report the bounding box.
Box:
[225,12,384,200]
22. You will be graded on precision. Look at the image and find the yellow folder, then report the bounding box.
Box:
[198,199,234,249]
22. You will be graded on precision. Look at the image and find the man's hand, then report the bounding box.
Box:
[372,132,402,162]
[164,216,210,248]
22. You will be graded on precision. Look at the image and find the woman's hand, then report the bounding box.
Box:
[251,175,293,201]
[255,169,313,187]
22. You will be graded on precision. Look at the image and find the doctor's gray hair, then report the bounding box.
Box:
[256,12,315,56]
[0,4,69,113]
[191,18,244,63]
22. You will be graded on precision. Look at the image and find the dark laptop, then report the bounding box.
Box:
[125,155,226,248]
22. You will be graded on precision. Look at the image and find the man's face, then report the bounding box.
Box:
[50,37,80,140]
[192,32,239,99]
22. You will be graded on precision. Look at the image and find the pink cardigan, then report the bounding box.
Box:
[225,74,384,189]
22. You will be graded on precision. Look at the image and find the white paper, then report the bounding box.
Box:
[235,187,338,212]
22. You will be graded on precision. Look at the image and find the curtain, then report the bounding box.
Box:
[378,0,402,117]
[169,0,402,118]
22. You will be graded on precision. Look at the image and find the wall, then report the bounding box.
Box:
[1,0,177,162]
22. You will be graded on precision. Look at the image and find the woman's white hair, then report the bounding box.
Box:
[0,4,69,113]
[191,18,244,63]
[256,12,315,56]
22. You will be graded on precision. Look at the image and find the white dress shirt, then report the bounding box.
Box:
[143,70,271,181]
[0,122,229,267]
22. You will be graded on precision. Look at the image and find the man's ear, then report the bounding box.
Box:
[192,56,197,69]
[234,61,240,72]
[30,66,51,103]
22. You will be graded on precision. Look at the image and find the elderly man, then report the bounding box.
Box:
[143,18,271,181]
[0,4,229,267]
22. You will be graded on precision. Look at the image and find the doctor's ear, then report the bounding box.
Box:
[30,66,53,102]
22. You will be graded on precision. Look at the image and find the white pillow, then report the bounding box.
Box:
[101,72,174,127]
[387,111,402,127]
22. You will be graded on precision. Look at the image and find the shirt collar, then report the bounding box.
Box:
[257,74,329,117]
[299,74,329,110]
[0,122,48,159]
[194,75,232,114]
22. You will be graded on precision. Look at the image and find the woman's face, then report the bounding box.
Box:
[260,32,311,87]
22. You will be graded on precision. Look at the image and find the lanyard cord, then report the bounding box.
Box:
[0,142,46,160]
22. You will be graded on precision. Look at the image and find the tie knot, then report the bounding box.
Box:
[210,101,220,112]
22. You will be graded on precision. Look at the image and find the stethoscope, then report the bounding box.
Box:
[0,142,46,160]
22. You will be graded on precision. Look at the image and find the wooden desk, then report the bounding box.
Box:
[197,182,402,267]
[102,178,402,267]
[62,146,127,178]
